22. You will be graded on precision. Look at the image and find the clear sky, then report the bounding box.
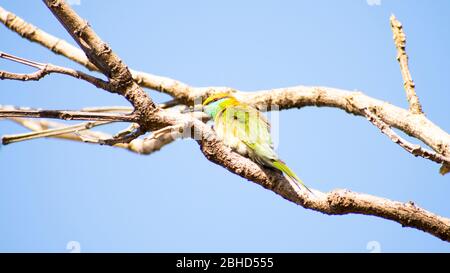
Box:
[0,0,449,252]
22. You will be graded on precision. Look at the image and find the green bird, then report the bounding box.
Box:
[202,93,312,193]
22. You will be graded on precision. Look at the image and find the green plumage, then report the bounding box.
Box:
[203,93,311,193]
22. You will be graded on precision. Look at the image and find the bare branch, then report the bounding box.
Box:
[241,87,449,158]
[0,51,114,92]
[361,108,450,166]
[390,14,423,115]
[98,125,144,145]
[2,119,111,144]
[2,101,196,148]
[7,117,178,155]
[0,5,97,70]
[42,0,156,116]
[0,105,137,122]
[79,100,178,113]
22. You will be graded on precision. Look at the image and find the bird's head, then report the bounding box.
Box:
[202,93,237,118]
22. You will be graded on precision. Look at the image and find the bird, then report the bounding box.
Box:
[202,92,312,193]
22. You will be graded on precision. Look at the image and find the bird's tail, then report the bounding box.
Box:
[272,160,313,194]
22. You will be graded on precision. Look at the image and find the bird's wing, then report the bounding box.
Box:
[217,104,277,161]
[217,104,312,193]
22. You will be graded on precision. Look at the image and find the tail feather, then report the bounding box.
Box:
[272,160,313,194]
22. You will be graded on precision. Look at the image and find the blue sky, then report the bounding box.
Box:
[0,0,449,252]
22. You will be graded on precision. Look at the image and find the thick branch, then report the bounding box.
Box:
[42,0,156,117]
[2,101,196,149]
[390,14,423,115]
[161,111,450,242]
[200,127,450,242]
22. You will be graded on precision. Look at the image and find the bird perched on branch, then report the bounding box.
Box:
[202,93,311,193]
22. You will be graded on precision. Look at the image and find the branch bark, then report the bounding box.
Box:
[390,14,423,115]
[361,108,450,166]
[0,51,114,92]
[0,105,137,123]
[2,119,111,145]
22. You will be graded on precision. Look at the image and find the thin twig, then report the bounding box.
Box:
[390,15,423,115]
[79,99,179,113]
[2,120,111,145]
[0,51,114,92]
[80,106,133,113]
[0,106,137,122]
[187,114,450,242]
[361,107,450,166]
[1,103,203,148]
[98,125,143,145]
[6,117,179,154]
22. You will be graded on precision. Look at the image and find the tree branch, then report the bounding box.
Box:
[0,51,114,92]
[2,101,195,149]
[0,105,137,122]
[176,113,450,242]
[2,119,111,144]
[361,107,450,166]
[0,5,189,95]
[390,14,423,115]
[0,5,97,70]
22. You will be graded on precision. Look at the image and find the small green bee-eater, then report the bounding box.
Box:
[202,93,311,193]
